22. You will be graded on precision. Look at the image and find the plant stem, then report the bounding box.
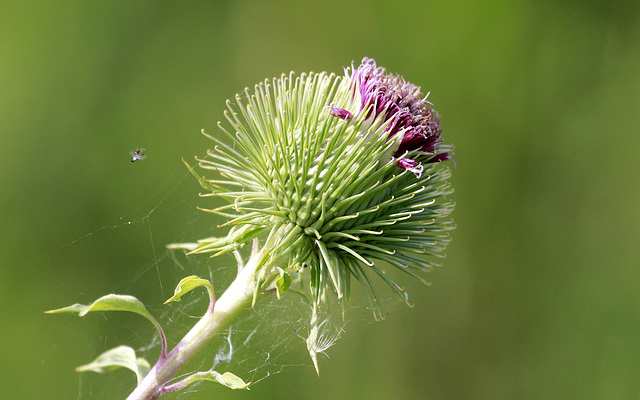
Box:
[126,249,265,400]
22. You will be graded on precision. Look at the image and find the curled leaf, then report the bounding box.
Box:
[164,275,215,309]
[46,294,167,358]
[185,371,250,390]
[75,345,150,383]
[164,370,250,393]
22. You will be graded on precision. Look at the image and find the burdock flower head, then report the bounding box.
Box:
[180,57,454,311]
[175,57,454,370]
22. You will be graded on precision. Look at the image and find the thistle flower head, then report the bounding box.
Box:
[179,58,455,319]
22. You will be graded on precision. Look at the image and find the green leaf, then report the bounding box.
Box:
[164,275,215,304]
[178,371,250,390]
[275,268,292,299]
[46,294,157,325]
[75,345,150,383]
[46,294,167,357]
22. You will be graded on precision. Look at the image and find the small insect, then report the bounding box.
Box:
[131,148,146,163]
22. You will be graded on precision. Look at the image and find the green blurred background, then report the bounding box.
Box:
[2,1,639,399]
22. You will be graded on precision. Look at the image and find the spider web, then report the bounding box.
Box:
[27,135,402,400]
[28,78,423,398]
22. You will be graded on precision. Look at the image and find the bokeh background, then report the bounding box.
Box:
[2,1,639,399]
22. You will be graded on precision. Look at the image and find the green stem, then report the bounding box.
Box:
[125,248,266,400]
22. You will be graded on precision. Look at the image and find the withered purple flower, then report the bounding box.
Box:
[334,58,453,176]
[326,106,352,120]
